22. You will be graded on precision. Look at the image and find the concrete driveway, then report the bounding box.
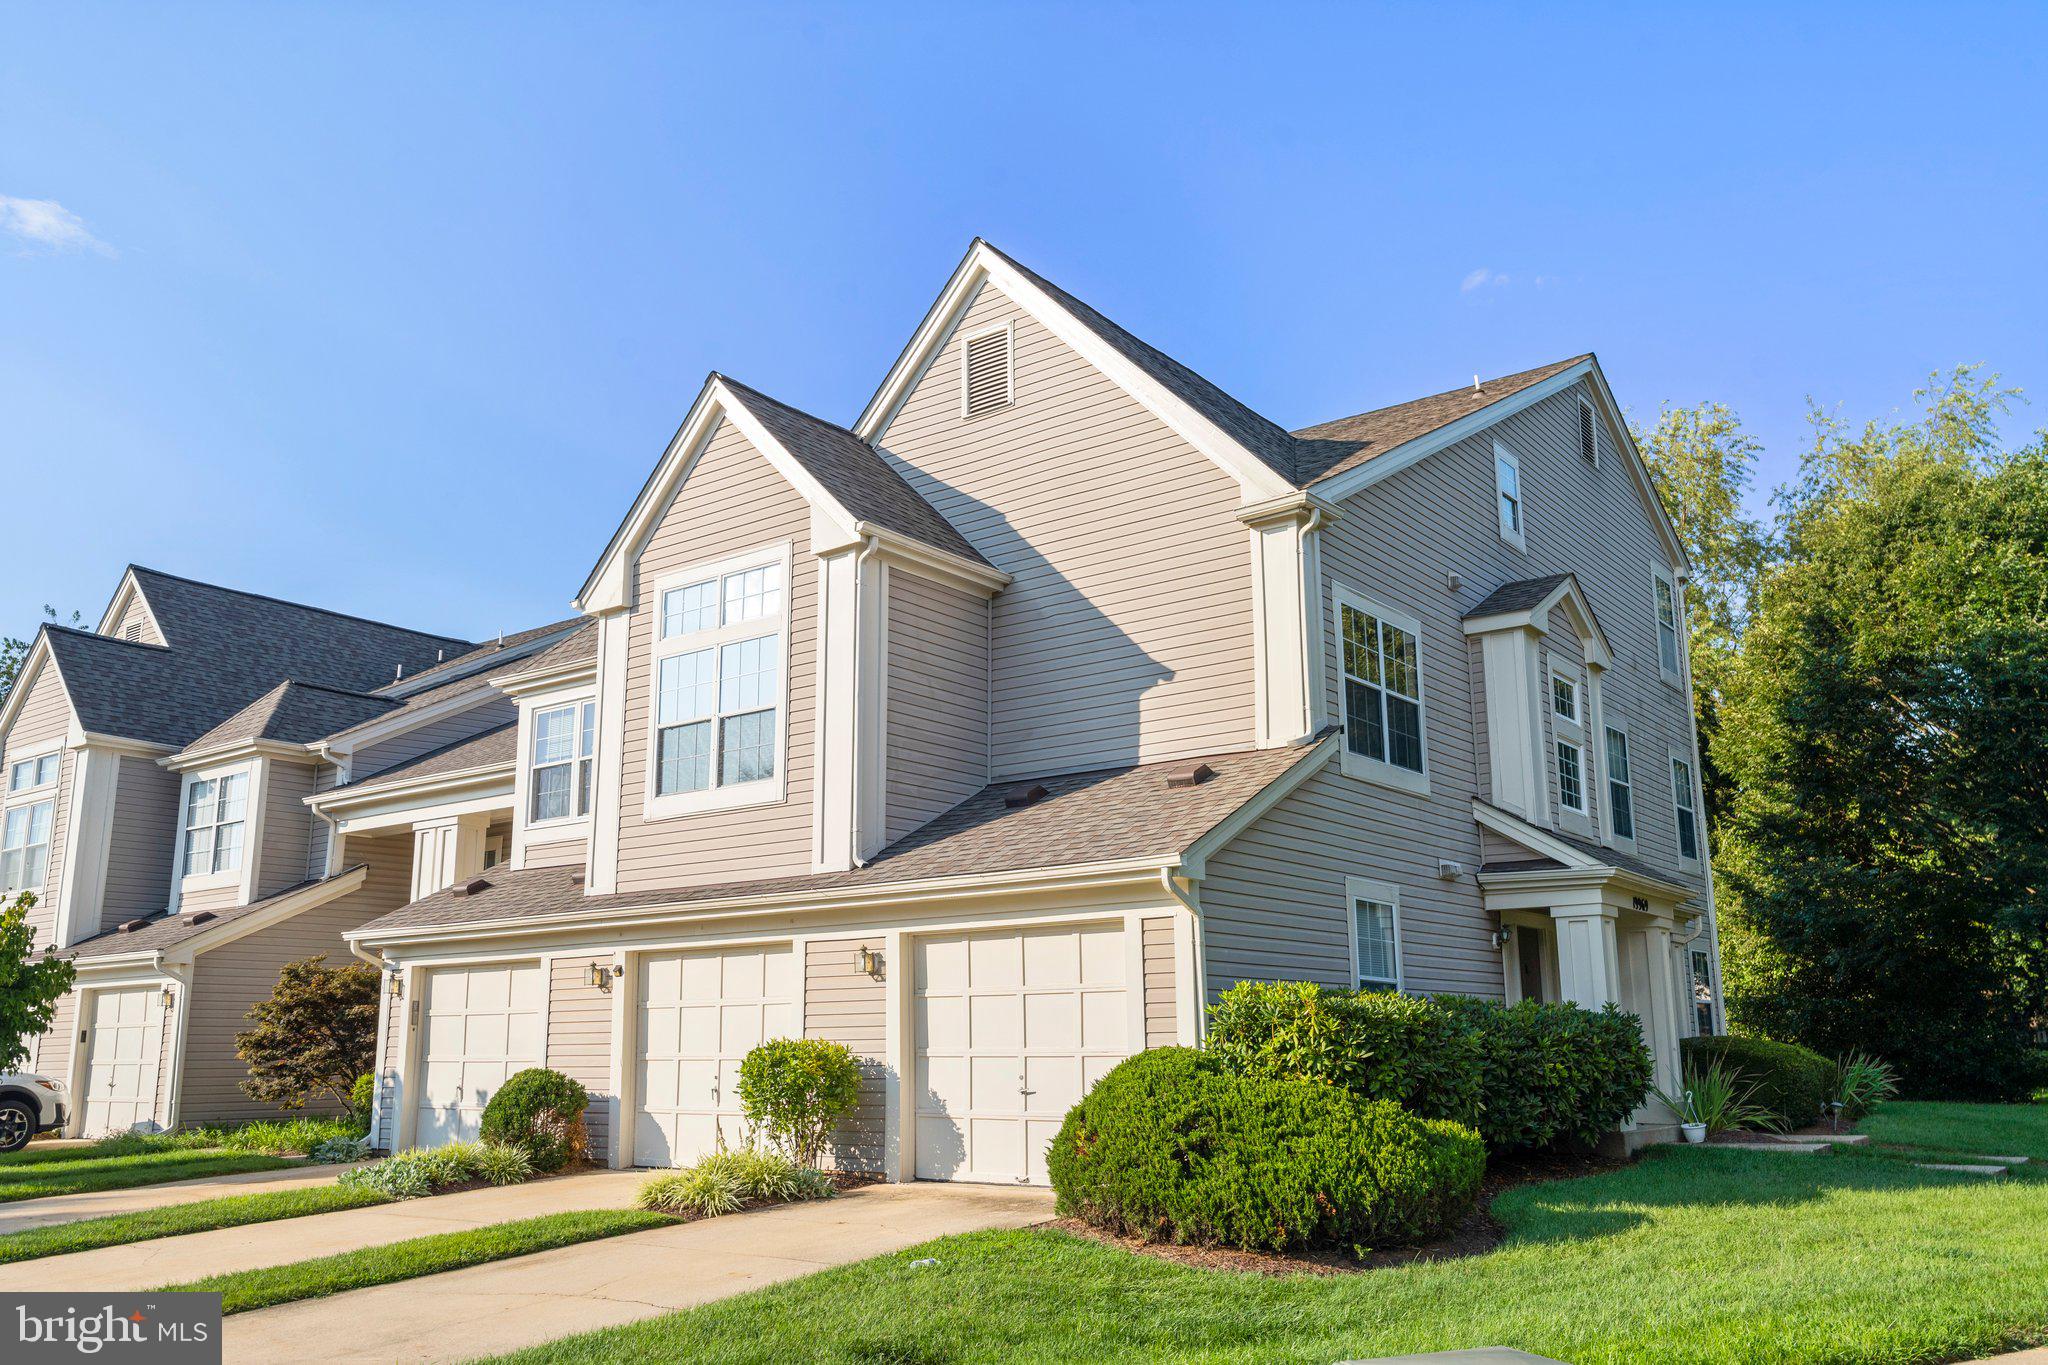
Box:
[222,1181,1053,1363]
[0,1162,357,1236]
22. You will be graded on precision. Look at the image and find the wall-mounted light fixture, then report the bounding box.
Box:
[587,963,616,990]
[388,974,404,999]
[159,987,176,1011]
[1490,926,1514,950]
[858,946,882,978]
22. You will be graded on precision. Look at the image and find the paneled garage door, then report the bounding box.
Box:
[634,944,797,1167]
[415,963,544,1146]
[914,923,1129,1185]
[82,987,165,1135]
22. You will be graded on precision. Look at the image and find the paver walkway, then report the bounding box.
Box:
[0,1162,353,1236]
[222,1181,1054,1363]
[0,1169,646,1292]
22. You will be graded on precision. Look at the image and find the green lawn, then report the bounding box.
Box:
[0,1184,389,1264]
[0,1150,302,1203]
[1860,1100,2048,1160]
[491,1142,2048,1365]
[164,1208,676,1314]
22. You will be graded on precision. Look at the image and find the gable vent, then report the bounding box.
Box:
[123,623,143,642]
[960,325,1014,419]
[1578,400,1599,465]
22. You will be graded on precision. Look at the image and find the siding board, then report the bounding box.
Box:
[100,755,179,929]
[803,936,885,1171]
[884,571,989,842]
[546,956,614,1161]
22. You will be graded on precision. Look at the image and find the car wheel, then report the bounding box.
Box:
[0,1098,34,1154]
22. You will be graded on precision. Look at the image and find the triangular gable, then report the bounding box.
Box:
[1461,572,1614,669]
[854,239,1299,503]
[93,567,168,645]
[0,635,77,746]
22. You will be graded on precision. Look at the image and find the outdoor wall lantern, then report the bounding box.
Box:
[859,945,883,978]
[388,974,404,999]
[587,963,617,990]
[159,986,176,1011]
[1490,926,1513,950]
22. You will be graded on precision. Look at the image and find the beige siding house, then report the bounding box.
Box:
[5,239,1723,1177]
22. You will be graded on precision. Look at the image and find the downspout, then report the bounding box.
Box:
[1296,503,1326,741]
[1158,866,1207,1042]
[849,535,885,867]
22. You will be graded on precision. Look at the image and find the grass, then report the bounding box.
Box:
[164,1208,675,1314]
[1860,1100,2048,1160]
[0,1149,302,1203]
[0,1184,390,1264]
[488,1138,2048,1365]
[2,1118,361,1167]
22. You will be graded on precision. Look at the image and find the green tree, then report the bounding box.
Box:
[235,956,381,1111]
[1,893,76,1074]
[1715,368,2048,1097]
[1634,402,1774,823]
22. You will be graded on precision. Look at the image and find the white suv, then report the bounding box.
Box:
[0,1073,68,1153]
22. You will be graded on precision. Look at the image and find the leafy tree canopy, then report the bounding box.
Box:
[235,955,381,1111]
[0,893,76,1075]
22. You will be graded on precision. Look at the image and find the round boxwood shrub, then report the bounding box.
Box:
[1681,1035,1834,1129]
[1437,996,1655,1151]
[1204,980,1483,1127]
[479,1067,589,1172]
[1046,1047,1484,1253]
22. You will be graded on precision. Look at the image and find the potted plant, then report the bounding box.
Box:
[1656,1058,1776,1142]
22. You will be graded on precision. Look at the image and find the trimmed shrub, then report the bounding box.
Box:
[1205,981,1483,1127]
[347,1073,376,1135]
[1682,1035,1834,1129]
[1437,997,1655,1151]
[1046,1048,1484,1253]
[479,1068,589,1172]
[735,1038,863,1168]
[309,1134,369,1164]
[636,1148,834,1218]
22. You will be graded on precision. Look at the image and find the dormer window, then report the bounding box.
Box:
[530,701,596,823]
[649,547,789,811]
[959,322,1015,418]
[182,771,248,877]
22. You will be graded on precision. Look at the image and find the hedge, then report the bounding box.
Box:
[1437,996,1654,1151]
[1045,1048,1484,1253]
[1681,1035,1835,1129]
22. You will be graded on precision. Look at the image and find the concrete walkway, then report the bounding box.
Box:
[0,1162,355,1236]
[223,1181,1054,1364]
[0,1169,647,1292]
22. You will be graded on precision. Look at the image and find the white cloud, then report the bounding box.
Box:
[0,195,114,256]
[1461,267,1508,293]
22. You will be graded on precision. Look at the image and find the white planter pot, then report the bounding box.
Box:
[1681,1122,1708,1144]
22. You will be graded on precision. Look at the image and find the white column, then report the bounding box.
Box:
[1641,923,1682,1096]
[813,545,888,871]
[1246,510,1316,747]
[1552,902,1620,1009]
[1477,627,1549,821]
[410,811,492,900]
[54,746,119,948]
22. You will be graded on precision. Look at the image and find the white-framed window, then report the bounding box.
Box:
[959,321,1015,419]
[1652,569,1683,682]
[1347,877,1403,993]
[647,545,790,816]
[181,771,249,877]
[1690,948,1716,1035]
[0,799,53,892]
[1578,398,1600,466]
[1493,440,1526,551]
[1557,740,1585,814]
[1550,670,1578,725]
[7,753,59,793]
[1671,754,1700,862]
[1604,726,1635,842]
[529,700,596,824]
[1335,587,1427,794]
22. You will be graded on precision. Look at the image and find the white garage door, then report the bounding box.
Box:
[415,963,544,1146]
[82,987,165,1136]
[634,944,796,1167]
[914,923,1129,1185]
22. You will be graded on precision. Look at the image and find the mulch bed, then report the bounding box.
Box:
[1051,1147,1619,1277]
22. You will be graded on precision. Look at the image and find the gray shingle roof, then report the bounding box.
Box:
[356,741,1325,937]
[345,721,517,790]
[1474,800,1700,894]
[184,680,397,752]
[494,620,596,680]
[372,618,583,697]
[66,866,367,960]
[1463,574,1575,620]
[718,378,990,568]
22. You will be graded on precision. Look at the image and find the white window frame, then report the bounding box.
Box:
[1332,583,1429,796]
[1556,738,1586,814]
[958,319,1016,419]
[1690,948,1717,1035]
[0,796,55,894]
[1670,748,1701,864]
[7,747,60,795]
[1577,397,1601,467]
[1651,568,1683,686]
[1493,439,1526,552]
[643,542,792,821]
[526,697,597,830]
[1549,665,1580,731]
[174,764,252,890]
[1602,722,1637,848]
[1345,877,1404,993]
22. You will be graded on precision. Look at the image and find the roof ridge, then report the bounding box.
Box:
[42,622,171,653]
[1292,353,1594,437]
[128,565,474,647]
[271,678,400,704]
[716,374,863,439]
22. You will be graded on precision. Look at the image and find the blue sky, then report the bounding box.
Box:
[4,3,2043,642]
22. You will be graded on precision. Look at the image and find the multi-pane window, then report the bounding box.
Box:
[1557,741,1585,813]
[0,800,53,891]
[1551,673,1577,722]
[653,556,785,800]
[182,772,248,877]
[530,701,596,822]
[1605,728,1634,840]
[1340,601,1423,775]
[1672,756,1700,860]
[1653,572,1682,678]
[1494,445,1524,548]
[1690,949,1716,1035]
[7,754,58,792]
[1354,893,1400,992]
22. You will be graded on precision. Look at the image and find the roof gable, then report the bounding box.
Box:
[182,679,397,754]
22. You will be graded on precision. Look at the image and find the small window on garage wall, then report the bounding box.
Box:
[1347,877,1403,992]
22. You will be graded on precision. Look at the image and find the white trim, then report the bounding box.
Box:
[514,689,598,862]
[1556,737,1587,815]
[169,761,255,900]
[92,570,167,644]
[1344,876,1404,992]
[1331,583,1430,796]
[1493,439,1527,553]
[588,610,629,895]
[957,319,1016,418]
[170,865,371,962]
[55,747,120,947]
[316,684,513,764]
[1245,504,1320,747]
[1549,662,1582,735]
[368,964,394,1150]
[1178,733,1340,879]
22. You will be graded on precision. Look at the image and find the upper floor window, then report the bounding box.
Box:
[182,771,248,877]
[7,753,58,792]
[1494,441,1525,551]
[651,549,787,807]
[1652,570,1682,681]
[1337,590,1426,792]
[959,322,1015,419]
[1672,755,1700,861]
[1550,672,1578,724]
[0,800,53,892]
[530,700,596,823]
[1557,740,1585,814]
[1349,878,1403,992]
[1604,727,1635,841]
